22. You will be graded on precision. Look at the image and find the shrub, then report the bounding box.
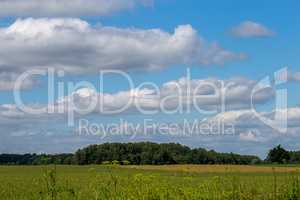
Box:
[101,161,111,165]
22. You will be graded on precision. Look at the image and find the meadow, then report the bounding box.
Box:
[1,165,300,200]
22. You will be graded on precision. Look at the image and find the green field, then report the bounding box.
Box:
[1,165,300,200]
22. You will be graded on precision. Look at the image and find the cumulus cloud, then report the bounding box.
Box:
[1,75,274,118]
[47,76,274,115]
[1,104,300,155]
[206,107,300,134]
[0,18,243,75]
[1,75,296,155]
[0,0,152,17]
[239,131,259,142]
[231,21,274,38]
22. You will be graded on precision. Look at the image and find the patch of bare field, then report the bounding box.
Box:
[121,164,300,174]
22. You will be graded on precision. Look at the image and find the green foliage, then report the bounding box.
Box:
[0,153,73,165]
[73,142,260,165]
[111,160,120,165]
[5,143,300,166]
[266,145,291,164]
[101,161,111,165]
[121,160,130,165]
[1,165,300,199]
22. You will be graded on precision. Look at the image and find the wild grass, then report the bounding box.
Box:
[0,165,300,199]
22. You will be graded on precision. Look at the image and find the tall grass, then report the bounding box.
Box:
[1,165,300,199]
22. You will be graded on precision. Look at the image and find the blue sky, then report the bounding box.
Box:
[1,0,300,103]
[0,0,299,157]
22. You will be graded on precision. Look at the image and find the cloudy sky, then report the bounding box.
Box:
[0,0,299,158]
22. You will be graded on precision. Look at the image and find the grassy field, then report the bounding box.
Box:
[1,165,300,199]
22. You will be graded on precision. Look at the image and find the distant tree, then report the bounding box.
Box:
[0,142,262,165]
[289,151,300,163]
[101,161,111,165]
[121,160,130,165]
[72,142,260,165]
[266,145,290,164]
[111,160,120,165]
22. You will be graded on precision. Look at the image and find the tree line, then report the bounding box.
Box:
[0,142,296,165]
[265,145,300,164]
[0,142,259,165]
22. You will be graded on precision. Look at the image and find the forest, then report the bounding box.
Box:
[0,143,296,165]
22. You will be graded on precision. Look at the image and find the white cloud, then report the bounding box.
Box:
[0,72,36,90]
[0,0,152,17]
[3,76,274,116]
[0,104,25,117]
[52,76,273,115]
[0,88,299,155]
[239,131,259,142]
[1,104,300,155]
[206,107,300,132]
[231,21,274,38]
[0,18,243,74]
